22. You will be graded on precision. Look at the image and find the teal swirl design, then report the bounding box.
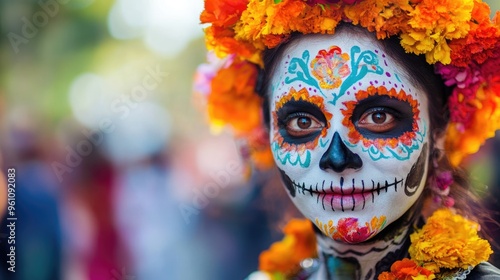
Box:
[362,125,427,161]
[329,46,384,105]
[285,50,325,97]
[271,141,312,168]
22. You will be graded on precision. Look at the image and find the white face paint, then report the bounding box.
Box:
[269,32,430,244]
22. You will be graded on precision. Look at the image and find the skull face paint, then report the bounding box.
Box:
[269,33,430,243]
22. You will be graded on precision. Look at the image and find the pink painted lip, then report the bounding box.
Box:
[321,191,373,212]
[304,178,404,212]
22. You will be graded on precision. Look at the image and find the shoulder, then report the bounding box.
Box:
[466,262,500,279]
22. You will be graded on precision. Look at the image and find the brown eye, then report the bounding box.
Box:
[297,117,312,129]
[286,114,324,137]
[372,112,387,124]
[358,109,396,133]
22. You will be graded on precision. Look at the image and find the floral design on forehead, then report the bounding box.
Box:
[310,46,351,89]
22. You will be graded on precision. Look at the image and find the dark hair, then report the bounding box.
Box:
[256,23,495,241]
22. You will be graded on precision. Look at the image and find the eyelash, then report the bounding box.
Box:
[282,112,314,125]
[362,107,401,119]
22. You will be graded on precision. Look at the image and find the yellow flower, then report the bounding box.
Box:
[409,208,493,271]
[401,0,474,64]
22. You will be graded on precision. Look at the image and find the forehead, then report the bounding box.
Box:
[270,32,422,100]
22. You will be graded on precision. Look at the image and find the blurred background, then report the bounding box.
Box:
[0,0,499,279]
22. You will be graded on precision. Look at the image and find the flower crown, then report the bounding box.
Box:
[194,0,500,168]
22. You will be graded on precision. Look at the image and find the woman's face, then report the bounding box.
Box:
[268,32,430,244]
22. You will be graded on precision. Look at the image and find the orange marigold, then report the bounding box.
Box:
[378,258,435,280]
[207,60,262,134]
[259,219,317,275]
[344,0,413,39]
[448,0,500,67]
[200,0,249,28]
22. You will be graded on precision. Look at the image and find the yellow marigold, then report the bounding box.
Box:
[234,0,270,51]
[401,0,474,64]
[235,0,342,55]
[409,208,493,271]
[204,26,262,65]
[259,219,317,275]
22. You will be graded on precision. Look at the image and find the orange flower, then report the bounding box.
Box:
[259,219,317,275]
[448,0,500,67]
[207,60,262,134]
[378,258,435,280]
[344,0,413,39]
[200,0,249,28]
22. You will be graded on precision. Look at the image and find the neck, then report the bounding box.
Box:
[310,206,422,280]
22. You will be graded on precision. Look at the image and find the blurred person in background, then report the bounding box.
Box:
[0,109,62,280]
[0,170,6,219]
[53,118,129,280]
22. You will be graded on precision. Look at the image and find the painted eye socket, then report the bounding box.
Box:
[285,113,325,137]
[357,108,397,133]
[349,94,414,140]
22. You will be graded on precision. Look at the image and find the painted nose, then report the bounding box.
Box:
[320,132,363,173]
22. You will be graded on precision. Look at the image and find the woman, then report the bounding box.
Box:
[195,0,500,279]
